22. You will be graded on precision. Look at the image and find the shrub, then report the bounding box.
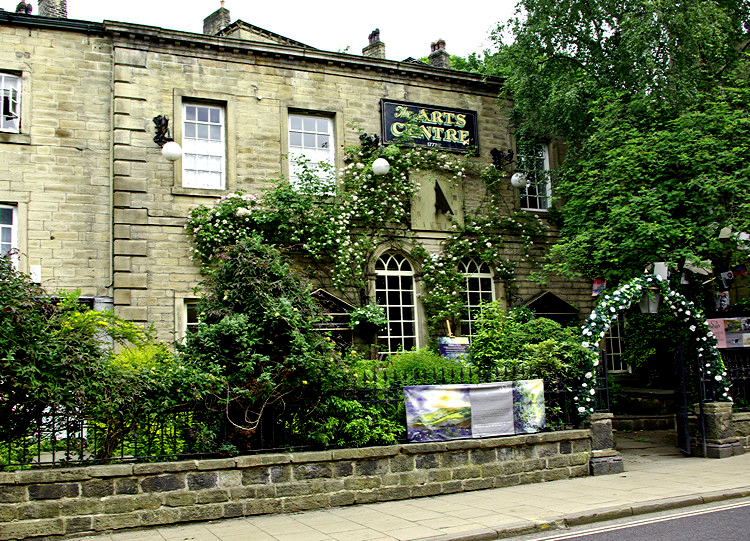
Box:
[470,302,585,380]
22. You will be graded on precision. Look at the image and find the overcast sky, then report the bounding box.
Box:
[21,0,519,61]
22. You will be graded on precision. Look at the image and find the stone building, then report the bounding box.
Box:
[0,2,594,352]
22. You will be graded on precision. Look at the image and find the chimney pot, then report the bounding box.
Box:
[38,0,67,18]
[363,29,386,59]
[429,39,451,69]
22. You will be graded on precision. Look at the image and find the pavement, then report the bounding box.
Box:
[71,431,750,541]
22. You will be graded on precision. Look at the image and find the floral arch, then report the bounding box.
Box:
[577,273,732,416]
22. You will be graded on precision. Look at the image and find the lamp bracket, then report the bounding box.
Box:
[153,115,173,147]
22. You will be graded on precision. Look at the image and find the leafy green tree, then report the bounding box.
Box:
[492,0,750,294]
[178,235,401,448]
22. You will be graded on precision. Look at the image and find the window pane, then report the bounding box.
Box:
[290,116,302,130]
[303,117,316,131]
[317,118,330,132]
[197,107,209,122]
[185,106,196,121]
[1,229,10,243]
[289,132,302,147]
[209,108,220,124]
[0,208,11,225]
[197,124,208,139]
[185,123,196,138]
[303,133,316,148]
[210,125,221,141]
[318,135,330,149]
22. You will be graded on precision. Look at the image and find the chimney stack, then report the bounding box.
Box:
[203,1,231,36]
[428,39,450,69]
[362,29,386,60]
[39,0,67,18]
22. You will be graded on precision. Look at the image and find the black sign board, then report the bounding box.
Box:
[381,100,478,153]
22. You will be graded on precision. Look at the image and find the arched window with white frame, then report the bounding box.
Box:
[460,257,494,337]
[375,252,418,355]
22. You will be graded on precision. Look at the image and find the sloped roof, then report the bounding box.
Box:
[524,291,579,316]
[216,20,315,49]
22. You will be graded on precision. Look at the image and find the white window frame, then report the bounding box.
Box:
[1,73,21,134]
[375,253,418,356]
[0,204,18,268]
[288,113,335,193]
[604,313,631,373]
[182,103,226,190]
[460,258,495,337]
[519,143,551,211]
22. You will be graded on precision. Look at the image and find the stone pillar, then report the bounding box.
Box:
[362,29,386,60]
[203,2,231,36]
[428,39,451,69]
[39,0,67,18]
[699,402,744,458]
[588,413,624,475]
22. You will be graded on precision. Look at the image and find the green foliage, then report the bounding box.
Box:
[621,312,692,388]
[0,255,200,458]
[302,396,401,448]
[352,347,473,383]
[186,126,546,342]
[469,303,585,380]
[491,0,750,297]
[348,304,388,329]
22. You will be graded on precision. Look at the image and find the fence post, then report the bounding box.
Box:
[588,412,624,475]
[697,401,744,458]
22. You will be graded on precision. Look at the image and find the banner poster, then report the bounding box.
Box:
[437,336,470,360]
[708,317,750,348]
[403,380,545,443]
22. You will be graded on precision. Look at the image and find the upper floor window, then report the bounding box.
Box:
[1,73,21,133]
[460,258,494,337]
[518,143,551,211]
[288,114,335,193]
[182,103,225,190]
[375,253,418,356]
[0,204,18,267]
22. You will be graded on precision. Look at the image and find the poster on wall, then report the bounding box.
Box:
[403,380,545,443]
[708,317,750,348]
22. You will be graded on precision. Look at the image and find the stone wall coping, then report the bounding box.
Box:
[734,412,750,421]
[0,430,594,486]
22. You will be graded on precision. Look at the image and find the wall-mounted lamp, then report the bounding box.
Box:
[372,156,390,176]
[153,115,183,162]
[491,148,527,189]
[360,132,390,176]
[510,172,528,188]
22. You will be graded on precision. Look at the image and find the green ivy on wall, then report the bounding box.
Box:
[186,129,547,342]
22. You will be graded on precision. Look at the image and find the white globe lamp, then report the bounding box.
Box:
[161,141,183,162]
[510,172,527,188]
[372,157,390,176]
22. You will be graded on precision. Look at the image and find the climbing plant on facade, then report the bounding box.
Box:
[186,128,547,342]
[577,274,731,416]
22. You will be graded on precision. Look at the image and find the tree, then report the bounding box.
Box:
[493,0,750,296]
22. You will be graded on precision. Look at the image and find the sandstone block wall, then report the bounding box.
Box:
[0,430,593,540]
[0,23,112,296]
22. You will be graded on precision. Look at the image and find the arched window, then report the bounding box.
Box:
[375,253,418,355]
[460,257,494,337]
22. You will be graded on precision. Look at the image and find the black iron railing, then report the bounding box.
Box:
[720,351,750,409]
[1,368,609,470]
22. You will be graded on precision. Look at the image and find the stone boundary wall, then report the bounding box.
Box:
[735,412,750,450]
[0,430,593,541]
